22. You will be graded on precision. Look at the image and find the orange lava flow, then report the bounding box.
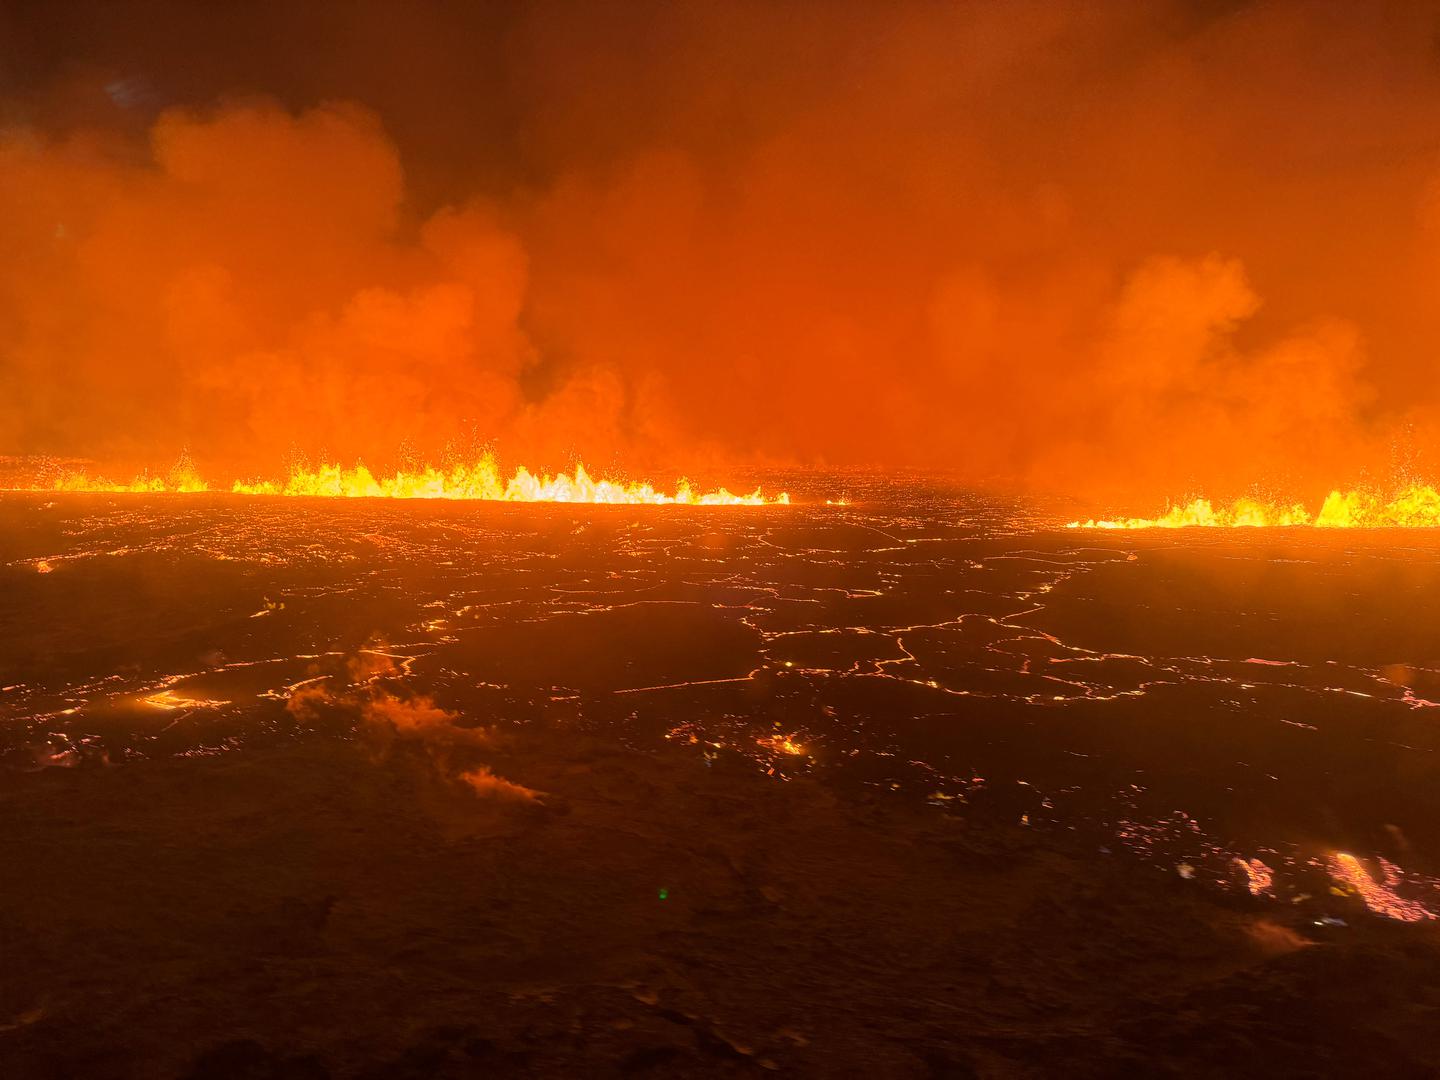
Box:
[1069,485,1440,529]
[10,455,789,506]
[1327,853,1434,922]
[757,734,806,756]
[1234,857,1274,896]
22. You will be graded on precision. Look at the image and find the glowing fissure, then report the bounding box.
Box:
[46,452,210,495]
[1070,485,1440,529]
[13,455,788,506]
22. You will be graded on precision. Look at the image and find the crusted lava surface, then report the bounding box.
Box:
[4,480,1440,1075]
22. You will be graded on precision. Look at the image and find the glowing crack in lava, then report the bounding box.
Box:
[13,455,788,506]
[1070,484,1440,529]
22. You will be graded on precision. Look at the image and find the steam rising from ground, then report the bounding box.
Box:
[457,766,542,804]
[286,650,540,803]
[4,2,1440,497]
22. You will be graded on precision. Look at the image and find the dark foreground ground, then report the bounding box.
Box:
[5,732,1440,1079]
[7,484,1440,1076]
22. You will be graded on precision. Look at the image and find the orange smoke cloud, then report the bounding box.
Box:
[5,2,1440,496]
[284,661,537,801]
[360,691,542,802]
[0,101,544,469]
[458,766,541,804]
[361,690,495,756]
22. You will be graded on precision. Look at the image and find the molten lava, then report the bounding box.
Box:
[758,734,806,756]
[43,452,211,495]
[12,455,788,505]
[1070,485,1440,529]
[1234,857,1275,897]
[1328,853,1434,922]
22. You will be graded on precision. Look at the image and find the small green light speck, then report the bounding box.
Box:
[658,888,669,901]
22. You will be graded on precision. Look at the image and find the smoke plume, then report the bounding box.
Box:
[4,1,1440,496]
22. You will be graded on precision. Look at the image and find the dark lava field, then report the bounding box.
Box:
[5,477,1440,1076]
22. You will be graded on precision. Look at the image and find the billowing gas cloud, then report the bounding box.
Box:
[3,0,1440,496]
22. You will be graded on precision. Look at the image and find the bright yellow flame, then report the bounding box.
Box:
[758,733,806,756]
[13,454,788,505]
[1070,484,1440,529]
[232,456,785,504]
[45,451,210,494]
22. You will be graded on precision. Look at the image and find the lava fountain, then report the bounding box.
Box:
[1070,484,1440,529]
[8,454,789,506]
